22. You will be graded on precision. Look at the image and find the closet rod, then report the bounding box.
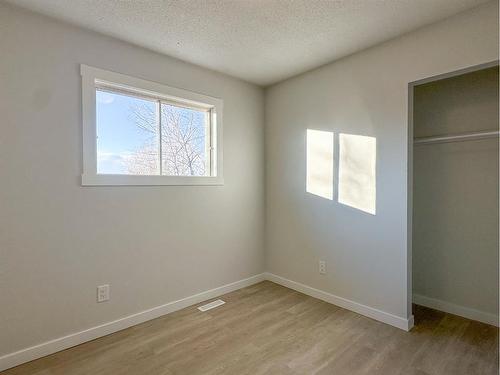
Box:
[414,130,499,145]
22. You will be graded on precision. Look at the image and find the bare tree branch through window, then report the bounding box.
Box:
[125,102,208,176]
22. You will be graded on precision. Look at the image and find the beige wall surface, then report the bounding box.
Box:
[0,3,265,356]
[265,1,498,321]
[413,67,499,316]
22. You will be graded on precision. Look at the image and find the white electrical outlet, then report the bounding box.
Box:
[97,284,110,303]
[319,260,327,274]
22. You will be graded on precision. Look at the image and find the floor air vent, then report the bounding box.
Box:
[198,299,225,312]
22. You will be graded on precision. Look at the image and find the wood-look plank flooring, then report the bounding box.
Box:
[2,281,498,375]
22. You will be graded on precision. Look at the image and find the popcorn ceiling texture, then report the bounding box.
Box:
[5,0,490,86]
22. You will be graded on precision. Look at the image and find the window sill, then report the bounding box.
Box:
[81,174,224,186]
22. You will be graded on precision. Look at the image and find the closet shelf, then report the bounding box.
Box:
[414,130,499,145]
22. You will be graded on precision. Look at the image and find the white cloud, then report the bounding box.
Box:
[97,92,115,104]
[97,151,134,174]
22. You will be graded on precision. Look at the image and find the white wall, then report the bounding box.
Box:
[0,3,264,357]
[265,1,498,322]
[413,67,499,320]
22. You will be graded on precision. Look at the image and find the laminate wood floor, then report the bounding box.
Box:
[3,281,498,375]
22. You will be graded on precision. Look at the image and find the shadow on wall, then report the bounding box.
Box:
[306,129,376,215]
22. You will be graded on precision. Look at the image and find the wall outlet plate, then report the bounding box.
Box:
[97,284,110,303]
[319,260,327,274]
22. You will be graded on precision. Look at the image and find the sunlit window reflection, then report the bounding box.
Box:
[338,134,376,214]
[306,129,334,200]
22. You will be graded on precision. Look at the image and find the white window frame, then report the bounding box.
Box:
[81,64,223,186]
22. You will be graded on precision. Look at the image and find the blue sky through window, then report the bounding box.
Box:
[96,90,157,174]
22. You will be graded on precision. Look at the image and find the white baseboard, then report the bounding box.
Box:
[413,293,499,327]
[265,273,414,332]
[0,273,265,372]
[1,272,421,372]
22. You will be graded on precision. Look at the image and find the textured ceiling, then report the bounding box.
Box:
[6,0,491,86]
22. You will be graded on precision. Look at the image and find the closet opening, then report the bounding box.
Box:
[408,62,499,328]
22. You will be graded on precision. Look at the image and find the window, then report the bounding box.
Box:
[81,65,223,185]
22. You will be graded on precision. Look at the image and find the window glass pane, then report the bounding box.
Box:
[338,134,376,214]
[96,90,159,175]
[161,103,209,176]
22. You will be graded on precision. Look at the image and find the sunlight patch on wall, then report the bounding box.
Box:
[306,129,334,200]
[338,134,376,214]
